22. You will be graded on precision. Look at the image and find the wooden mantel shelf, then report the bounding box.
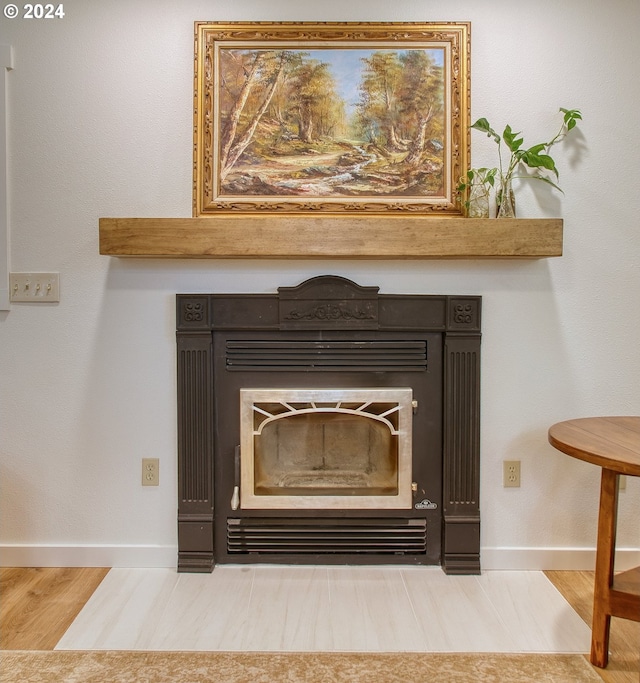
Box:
[99,216,563,259]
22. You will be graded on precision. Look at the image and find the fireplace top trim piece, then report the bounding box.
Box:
[100,217,563,259]
[177,276,481,334]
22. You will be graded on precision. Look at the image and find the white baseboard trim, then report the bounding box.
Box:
[1,544,638,570]
[0,545,177,568]
[481,546,640,571]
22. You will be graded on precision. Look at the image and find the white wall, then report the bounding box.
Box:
[1,0,638,569]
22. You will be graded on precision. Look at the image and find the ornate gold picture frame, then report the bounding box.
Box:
[193,22,470,217]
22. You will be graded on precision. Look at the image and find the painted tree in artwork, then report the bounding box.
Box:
[357,52,405,151]
[399,50,444,166]
[288,60,344,143]
[218,50,299,180]
[356,50,443,166]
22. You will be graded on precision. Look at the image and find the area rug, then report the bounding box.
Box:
[0,650,603,683]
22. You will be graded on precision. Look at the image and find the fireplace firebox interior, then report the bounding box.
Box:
[176,276,481,574]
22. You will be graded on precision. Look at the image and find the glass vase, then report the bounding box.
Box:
[497,176,516,218]
[466,181,490,218]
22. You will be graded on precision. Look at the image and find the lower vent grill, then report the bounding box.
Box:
[227,518,427,555]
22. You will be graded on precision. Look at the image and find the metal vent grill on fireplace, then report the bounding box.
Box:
[227,518,427,555]
[226,340,427,372]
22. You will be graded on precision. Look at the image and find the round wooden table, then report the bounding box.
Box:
[548,416,640,668]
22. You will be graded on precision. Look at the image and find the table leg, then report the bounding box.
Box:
[590,468,618,668]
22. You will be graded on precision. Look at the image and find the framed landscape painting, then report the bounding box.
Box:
[193,22,470,216]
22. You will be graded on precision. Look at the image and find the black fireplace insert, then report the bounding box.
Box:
[176,276,481,574]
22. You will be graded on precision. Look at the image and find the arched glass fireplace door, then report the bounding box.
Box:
[240,388,413,509]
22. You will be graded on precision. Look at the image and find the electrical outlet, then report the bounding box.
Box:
[142,458,159,486]
[503,460,521,487]
[10,272,60,302]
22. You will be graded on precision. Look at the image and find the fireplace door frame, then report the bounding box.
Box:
[176,276,481,574]
[240,387,414,510]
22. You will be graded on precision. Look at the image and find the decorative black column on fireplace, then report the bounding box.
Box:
[176,276,481,575]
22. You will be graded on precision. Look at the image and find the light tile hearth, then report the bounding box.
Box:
[55,567,591,653]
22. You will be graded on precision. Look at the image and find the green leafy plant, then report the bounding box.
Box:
[458,107,582,216]
[473,107,582,193]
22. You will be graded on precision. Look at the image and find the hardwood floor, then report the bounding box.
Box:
[544,571,639,683]
[0,567,109,650]
[0,567,637,683]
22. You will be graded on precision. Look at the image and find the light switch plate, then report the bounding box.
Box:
[10,272,60,302]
